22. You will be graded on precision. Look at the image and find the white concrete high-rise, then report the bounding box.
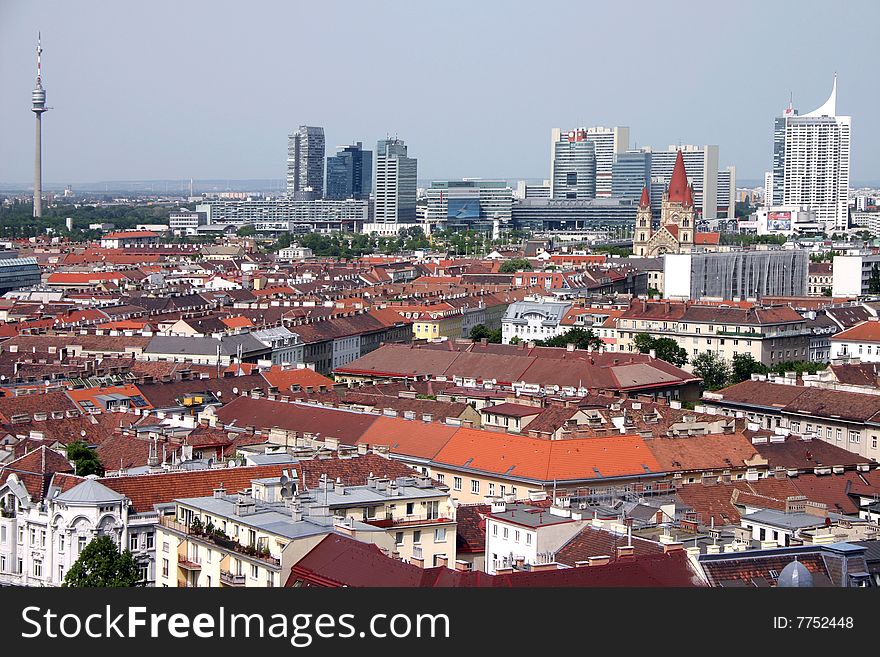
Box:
[772,76,851,233]
[372,138,417,225]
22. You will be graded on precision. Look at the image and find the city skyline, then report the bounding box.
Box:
[1,1,879,186]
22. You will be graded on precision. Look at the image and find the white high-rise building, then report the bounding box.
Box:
[648,145,719,220]
[763,172,774,208]
[372,138,417,228]
[772,76,851,233]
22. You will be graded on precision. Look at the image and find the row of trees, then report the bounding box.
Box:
[691,351,824,391]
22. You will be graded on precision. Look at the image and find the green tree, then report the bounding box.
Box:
[499,258,533,273]
[63,535,142,587]
[633,333,688,367]
[692,352,731,391]
[822,287,832,297]
[65,440,104,477]
[535,327,603,351]
[236,224,256,237]
[730,353,768,384]
[469,324,502,343]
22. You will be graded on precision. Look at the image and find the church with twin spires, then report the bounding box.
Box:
[632,149,720,257]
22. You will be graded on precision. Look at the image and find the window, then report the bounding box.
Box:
[492,523,498,536]
[836,428,842,442]
[759,528,766,541]
[873,436,878,449]
[436,473,445,484]
[526,533,532,545]
[78,536,87,554]
[146,532,154,550]
[40,529,45,548]
[162,559,169,578]
[266,572,274,588]
[395,532,404,546]
[406,502,415,516]
[426,500,439,520]
[514,530,520,542]
[826,428,833,439]
[453,477,462,491]
[488,483,495,496]
[850,431,861,444]
[471,480,480,495]
[130,534,139,551]
[503,527,509,539]
[413,530,422,544]
[500,485,506,496]
[162,540,169,553]
[29,527,36,546]
[511,487,517,496]
[138,565,148,582]
[434,528,447,543]
[18,527,23,544]
[0,556,4,572]
[33,560,42,578]
[251,564,258,580]
[58,565,64,581]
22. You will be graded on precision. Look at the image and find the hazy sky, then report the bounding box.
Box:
[2,0,878,185]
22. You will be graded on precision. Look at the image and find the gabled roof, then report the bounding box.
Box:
[0,446,75,502]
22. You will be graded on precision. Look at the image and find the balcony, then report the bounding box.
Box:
[364,513,454,529]
[159,516,280,567]
[177,579,195,588]
[220,570,246,587]
[177,556,201,571]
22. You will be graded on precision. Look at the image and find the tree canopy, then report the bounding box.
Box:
[691,352,731,391]
[469,324,502,343]
[63,535,142,587]
[632,333,688,367]
[534,327,603,351]
[499,258,533,273]
[65,440,104,477]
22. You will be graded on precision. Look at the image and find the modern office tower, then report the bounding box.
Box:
[31,35,50,218]
[612,150,652,202]
[579,126,630,197]
[425,180,513,232]
[373,138,417,225]
[771,76,851,233]
[326,142,372,200]
[286,126,325,200]
[550,128,596,200]
[648,145,719,219]
[716,166,736,219]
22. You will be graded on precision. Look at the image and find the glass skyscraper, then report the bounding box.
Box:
[612,150,652,202]
[287,126,325,201]
[326,142,372,200]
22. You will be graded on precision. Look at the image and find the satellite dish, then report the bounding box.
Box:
[227,461,238,468]
[80,430,86,437]
[280,469,290,486]
[232,387,238,394]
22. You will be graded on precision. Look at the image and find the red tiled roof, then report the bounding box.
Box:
[100,453,415,513]
[833,320,880,343]
[694,232,720,245]
[0,446,75,501]
[433,429,662,483]
[260,366,335,392]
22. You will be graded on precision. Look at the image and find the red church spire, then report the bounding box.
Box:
[639,186,650,208]
[684,183,694,208]
[667,150,690,205]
